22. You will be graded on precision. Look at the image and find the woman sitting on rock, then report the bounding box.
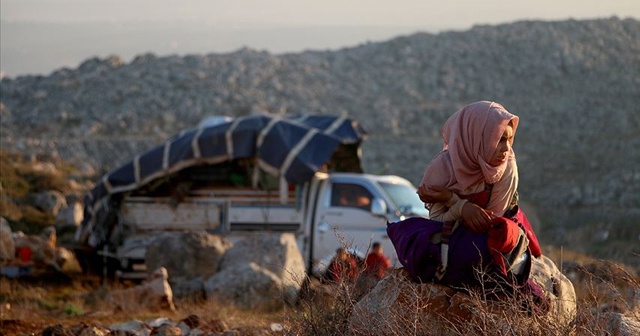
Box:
[388,101,542,291]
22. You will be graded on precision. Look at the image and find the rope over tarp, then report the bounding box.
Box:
[76,114,367,247]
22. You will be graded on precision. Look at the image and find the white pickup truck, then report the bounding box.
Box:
[115,172,428,276]
[75,114,428,277]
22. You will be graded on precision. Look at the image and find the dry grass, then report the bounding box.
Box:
[288,279,357,335]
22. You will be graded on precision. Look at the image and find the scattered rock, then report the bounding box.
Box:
[32,190,67,217]
[150,324,182,336]
[109,320,150,336]
[106,267,176,313]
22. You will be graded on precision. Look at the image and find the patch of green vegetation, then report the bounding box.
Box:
[63,303,85,316]
[38,299,57,311]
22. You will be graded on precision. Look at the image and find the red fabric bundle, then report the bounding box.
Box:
[512,207,542,257]
[487,217,521,275]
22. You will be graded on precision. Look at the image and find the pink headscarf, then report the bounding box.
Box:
[420,101,519,194]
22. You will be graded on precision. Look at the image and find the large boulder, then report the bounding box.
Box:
[218,232,307,303]
[349,256,578,335]
[145,231,231,280]
[204,262,284,311]
[202,232,307,310]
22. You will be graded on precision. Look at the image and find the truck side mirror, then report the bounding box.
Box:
[370,197,387,216]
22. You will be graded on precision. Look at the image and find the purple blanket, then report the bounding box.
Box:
[387,217,493,287]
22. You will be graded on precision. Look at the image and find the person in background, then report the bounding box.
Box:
[364,241,391,279]
[327,247,359,283]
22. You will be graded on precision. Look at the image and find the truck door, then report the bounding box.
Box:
[312,182,389,270]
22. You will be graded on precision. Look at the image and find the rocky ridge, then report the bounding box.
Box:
[1,17,639,254]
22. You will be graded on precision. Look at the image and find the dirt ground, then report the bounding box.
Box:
[0,271,287,335]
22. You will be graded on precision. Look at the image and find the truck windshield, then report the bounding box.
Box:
[378,182,429,217]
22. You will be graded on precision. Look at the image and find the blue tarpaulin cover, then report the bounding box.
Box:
[76,114,367,247]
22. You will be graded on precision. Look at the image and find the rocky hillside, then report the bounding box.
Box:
[1,17,639,257]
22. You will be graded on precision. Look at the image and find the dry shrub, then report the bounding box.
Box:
[285,232,362,335]
[569,259,640,335]
[288,275,358,335]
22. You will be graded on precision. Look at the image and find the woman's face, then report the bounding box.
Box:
[490,124,514,166]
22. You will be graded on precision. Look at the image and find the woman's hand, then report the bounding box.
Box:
[461,202,494,233]
[417,185,453,203]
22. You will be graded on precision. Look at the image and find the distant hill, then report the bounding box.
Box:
[1,17,639,265]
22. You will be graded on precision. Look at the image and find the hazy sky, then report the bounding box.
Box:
[1,0,639,77]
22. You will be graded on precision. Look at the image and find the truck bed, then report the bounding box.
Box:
[122,187,304,232]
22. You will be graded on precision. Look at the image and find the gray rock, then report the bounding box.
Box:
[149,324,183,336]
[32,190,67,217]
[109,320,151,336]
[55,200,84,226]
[219,232,306,304]
[145,231,231,280]
[529,255,578,328]
[204,262,284,311]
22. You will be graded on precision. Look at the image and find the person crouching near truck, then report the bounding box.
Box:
[364,242,391,280]
[327,248,359,284]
